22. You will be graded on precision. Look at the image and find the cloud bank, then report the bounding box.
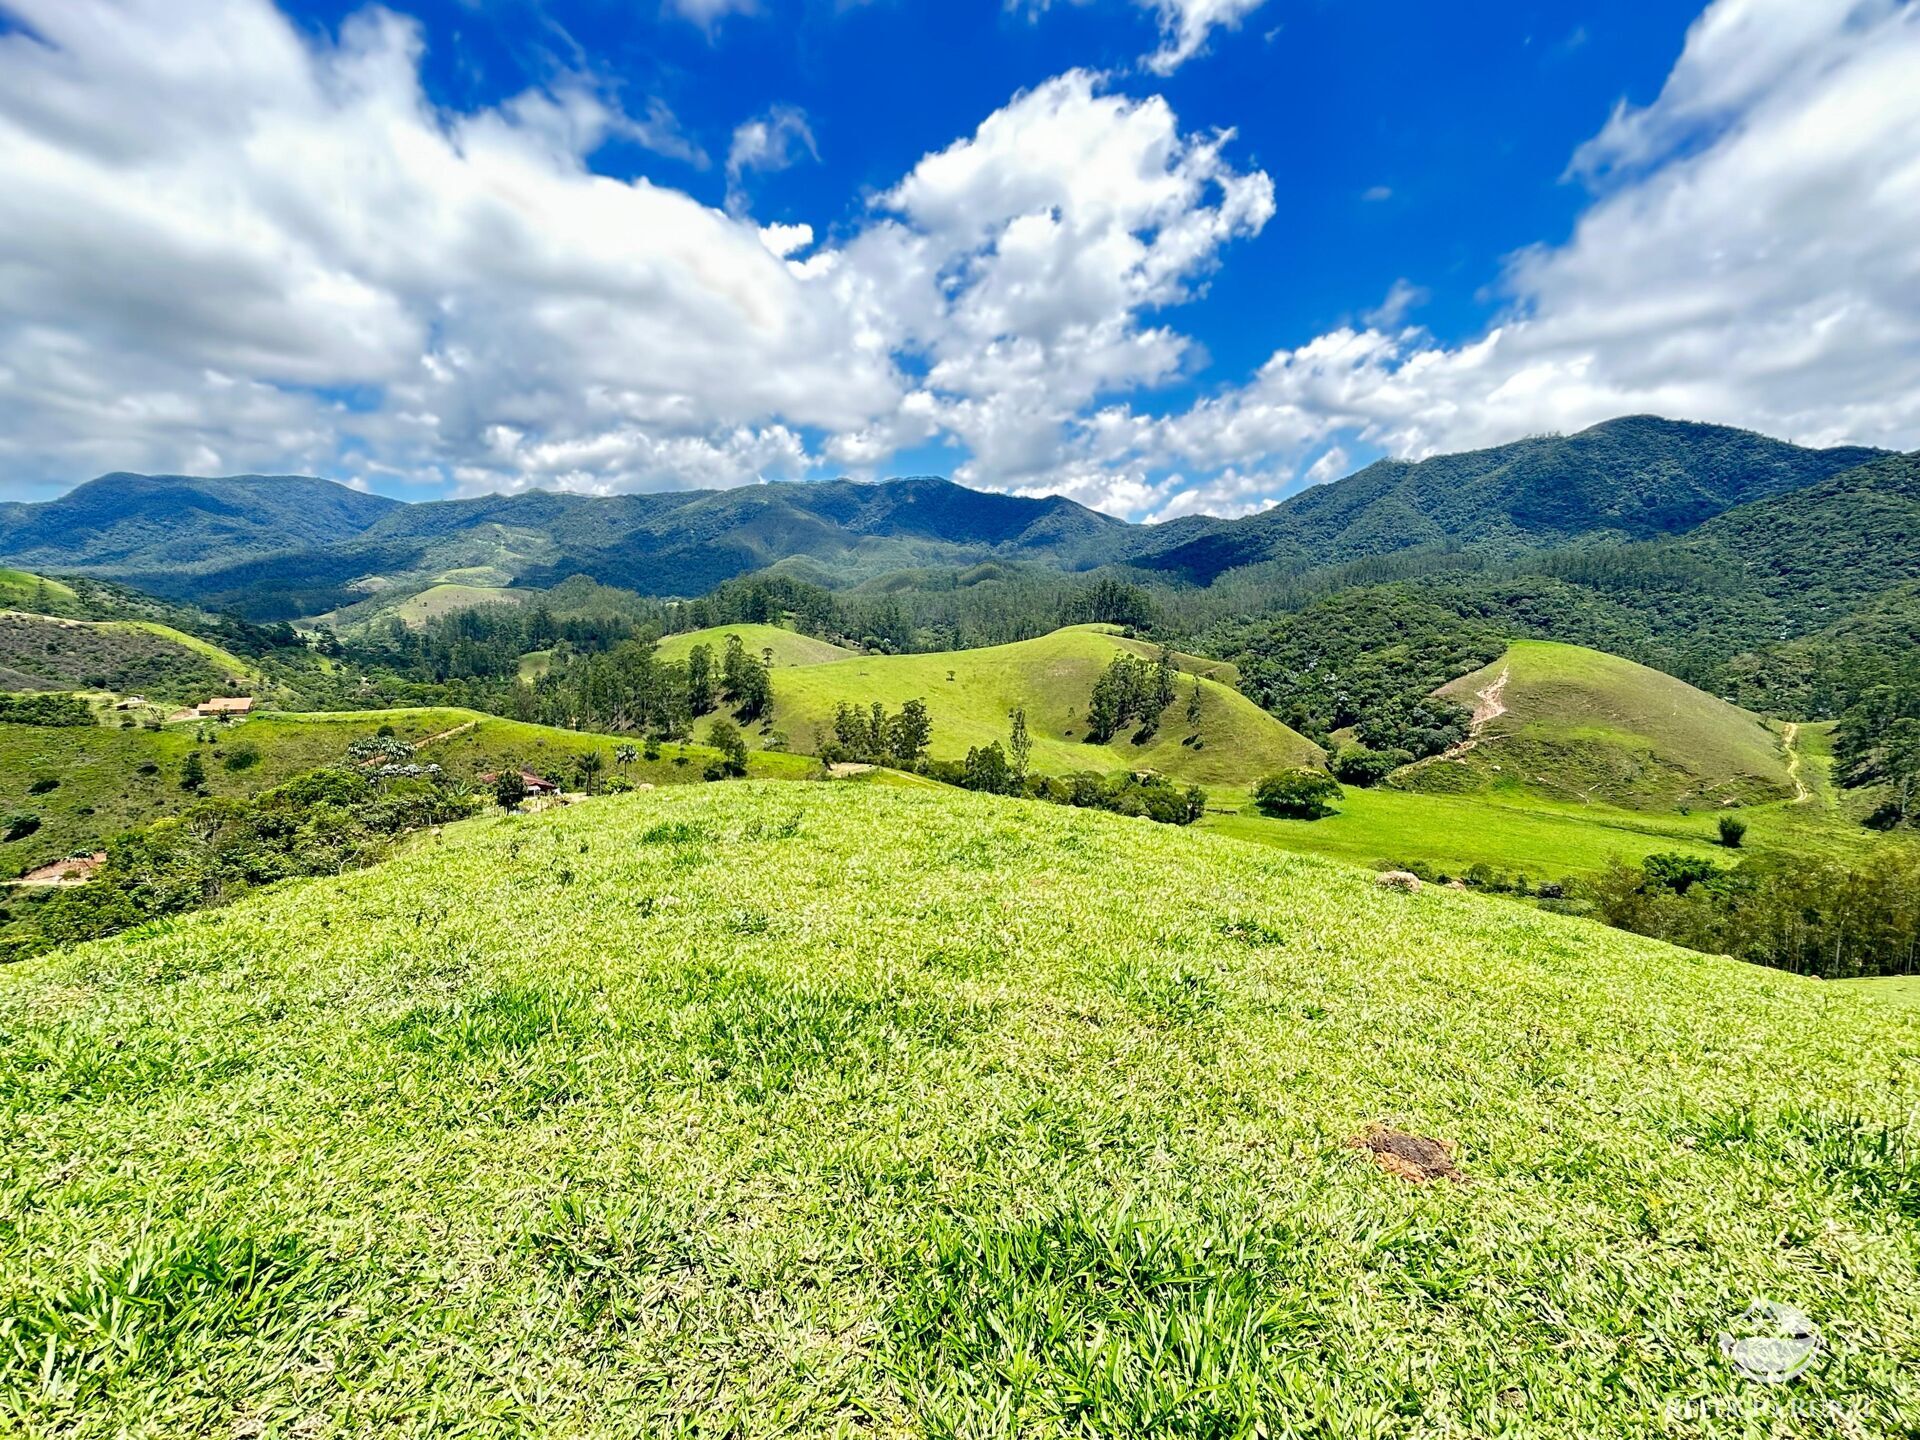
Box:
[0,0,1914,520]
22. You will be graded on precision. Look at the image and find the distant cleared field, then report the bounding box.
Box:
[320,583,532,632]
[762,624,1321,786]
[1201,785,1729,882]
[3,782,1916,1434]
[1401,639,1793,811]
[655,622,856,668]
[0,569,78,613]
[1839,975,1920,1008]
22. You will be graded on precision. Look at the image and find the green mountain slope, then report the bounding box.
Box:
[0,472,400,575]
[655,623,856,668]
[4,782,1915,1434]
[761,624,1321,784]
[1399,639,1793,809]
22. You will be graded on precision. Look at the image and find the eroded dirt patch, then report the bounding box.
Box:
[1349,1125,1467,1183]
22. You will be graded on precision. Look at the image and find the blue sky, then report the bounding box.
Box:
[0,0,1915,516]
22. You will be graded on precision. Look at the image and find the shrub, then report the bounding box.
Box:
[2,812,41,842]
[223,743,261,772]
[1253,770,1344,820]
[1718,814,1747,848]
[704,718,749,779]
[26,777,59,795]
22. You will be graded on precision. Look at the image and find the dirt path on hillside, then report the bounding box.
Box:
[1437,666,1510,761]
[416,720,478,749]
[1783,722,1811,804]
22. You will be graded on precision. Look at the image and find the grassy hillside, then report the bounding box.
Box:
[655,622,856,668]
[1400,639,1792,810]
[0,570,78,613]
[1841,975,1920,1009]
[0,708,813,877]
[321,582,532,631]
[3,782,1916,1434]
[763,624,1322,784]
[0,612,253,700]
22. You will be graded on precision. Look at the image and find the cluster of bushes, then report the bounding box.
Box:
[8,767,472,959]
[1583,849,1920,979]
[1377,856,1568,899]
[0,693,94,726]
[1330,744,1409,786]
[1253,770,1344,820]
[924,747,1206,825]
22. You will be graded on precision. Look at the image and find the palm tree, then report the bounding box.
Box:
[574,750,605,794]
[614,743,638,774]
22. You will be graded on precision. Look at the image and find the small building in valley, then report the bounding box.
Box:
[478,769,559,795]
[195,696,254,719]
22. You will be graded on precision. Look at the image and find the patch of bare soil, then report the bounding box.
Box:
[827,763,874,778]
[1349,1125,1467,1183]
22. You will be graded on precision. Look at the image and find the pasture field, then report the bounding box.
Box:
[1205,723,1910,883]
[654,622,857,668]
[761,624,1321,785]
[1,782,1916,1435]
[1841,976,1920,1008]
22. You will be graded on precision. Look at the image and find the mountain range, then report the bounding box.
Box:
[0,416,1889,619]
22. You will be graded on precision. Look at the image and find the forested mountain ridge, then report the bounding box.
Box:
[1114,416,1885,583]
[0,472,403,572]
[0,417,1886,617]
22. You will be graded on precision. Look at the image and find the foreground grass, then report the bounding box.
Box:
[2,783,1917,1435]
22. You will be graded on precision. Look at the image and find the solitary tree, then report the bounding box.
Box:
[1008,708,1032,788]
[1718,814,1748,848]
[493,769,528,810]
[180,751,207,793]
[614,743,639,774]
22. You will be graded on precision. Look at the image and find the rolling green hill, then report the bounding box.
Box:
[654,623,856,668]
[1399,640,1793,810]
[761,624,1322,784]
[3,782,1915,1434]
